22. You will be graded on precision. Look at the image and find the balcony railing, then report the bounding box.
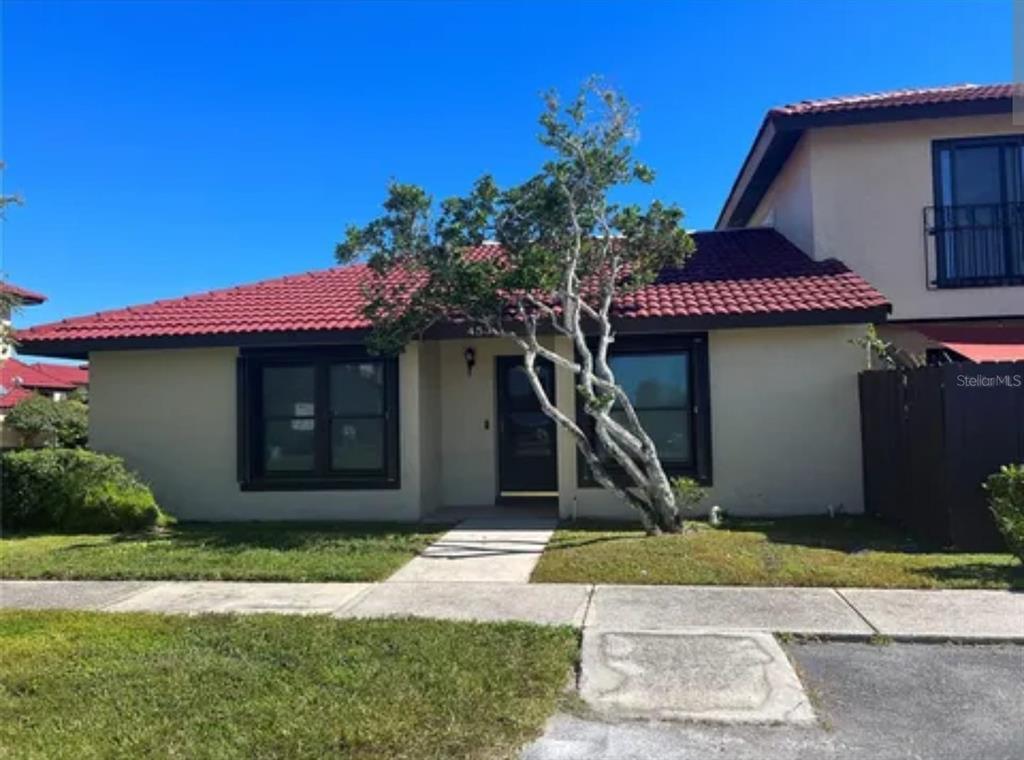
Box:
[923,203,1024,289]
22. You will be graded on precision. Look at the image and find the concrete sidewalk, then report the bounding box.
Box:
[2,580,1021,640]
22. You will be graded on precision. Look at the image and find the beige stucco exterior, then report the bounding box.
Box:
[88,323,867,523]
[558,325,866,520]
[89,345,431,521]
[750,114,1024,322]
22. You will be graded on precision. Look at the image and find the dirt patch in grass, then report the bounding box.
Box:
[0,611,578,760]
[531,517,1023,589]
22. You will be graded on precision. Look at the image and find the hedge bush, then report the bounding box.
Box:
[5,394,89,448]
[985,463,1024,562]
[1,449,167,533]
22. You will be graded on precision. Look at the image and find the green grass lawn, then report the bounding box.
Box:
[0,611,577,760]
[0,523,444,582]
[531,517,1023,589]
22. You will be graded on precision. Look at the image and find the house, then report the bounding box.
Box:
[0,357,89,402]
[718,83,1024,363]
[15,226,887,522]
[0,282,90,447]
[1,280,46,361]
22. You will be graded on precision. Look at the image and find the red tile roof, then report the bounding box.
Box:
[32,362,89,387]
[0,358,80,391]
[719,83,1015,228]
[0,281,46,305]
[14,229,888,351]
[770,83,1016,118]
[0,385,34,410]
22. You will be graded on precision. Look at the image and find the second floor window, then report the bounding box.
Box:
[930,135,1024,287]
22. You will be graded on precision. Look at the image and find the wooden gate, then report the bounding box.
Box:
[859,361,1024,550]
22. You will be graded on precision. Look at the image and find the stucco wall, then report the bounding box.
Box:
[89,326,866,523]
[753,114,1024,321]
[750,136,814,255]
[417,340,442,514]
[561,325,867,520]
[436,335,563,507]
[88,345,427,522]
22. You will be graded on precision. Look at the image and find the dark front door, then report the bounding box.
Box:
[496,356,558,498]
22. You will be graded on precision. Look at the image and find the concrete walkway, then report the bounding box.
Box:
[2,580,1022,640]
[386,509,557,583]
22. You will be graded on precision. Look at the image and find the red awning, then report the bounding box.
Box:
[915,325,1024,363]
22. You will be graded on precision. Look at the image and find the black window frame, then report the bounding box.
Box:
[237,347,400,491]
[930,134,1024,288]
[576,333,713,487]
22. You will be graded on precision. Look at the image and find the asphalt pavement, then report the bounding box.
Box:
[522,641,1024,760]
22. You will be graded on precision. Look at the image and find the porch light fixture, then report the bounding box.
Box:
[464,347,476,376]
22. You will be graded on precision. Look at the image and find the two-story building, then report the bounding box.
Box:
[718,83,1024,363]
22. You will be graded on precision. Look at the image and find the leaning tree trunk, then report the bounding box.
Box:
[506,298,684,536]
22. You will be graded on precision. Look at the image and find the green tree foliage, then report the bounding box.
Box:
[337,80,695,533]
[6,394,88,449]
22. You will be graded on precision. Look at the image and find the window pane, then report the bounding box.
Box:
[331,418,385,471]
[605,408,691,463]
[264,418,315,472]
[610,353,689,408]
[505,363,551,411]
[951,145,1002,206]
[263,366,315,418]
[638,409,691,463]
[1005,144,1024,204]
[330,363,384,416]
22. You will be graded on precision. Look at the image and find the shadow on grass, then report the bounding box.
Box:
[2,522,444,554]
[911,562,1024,590]
[720,516,926,553]
[552,515,1004,555]
[543,534,640,552]
[123,522,441,551]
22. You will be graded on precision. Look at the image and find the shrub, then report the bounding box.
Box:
[985,464,1024,562]
[1,448,167,533]
[672,477,708,512]
[5,394,88,448]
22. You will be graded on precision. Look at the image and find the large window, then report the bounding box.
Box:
[930,135,1024,287]
[577,335,711,486]
[238,349,399,490]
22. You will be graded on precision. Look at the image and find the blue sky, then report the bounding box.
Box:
[3,0,1014,329]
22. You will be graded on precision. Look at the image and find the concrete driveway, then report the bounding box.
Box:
[523,641,1024,760]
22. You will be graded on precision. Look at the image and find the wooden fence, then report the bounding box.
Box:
[859,361,1024,550]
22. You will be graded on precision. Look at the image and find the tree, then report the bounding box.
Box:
[6,394,88,449]
[1,160,26,353]
[337,80,695,534]
[0,161,24,219]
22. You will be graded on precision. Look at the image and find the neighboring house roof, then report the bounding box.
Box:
[0,385,34,410]
[0,357,81,391]
[14,228,890,359]
[717,83,1017,229]
[0,281,47,306]
[32,362,89,387]
[0,358,89,409]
